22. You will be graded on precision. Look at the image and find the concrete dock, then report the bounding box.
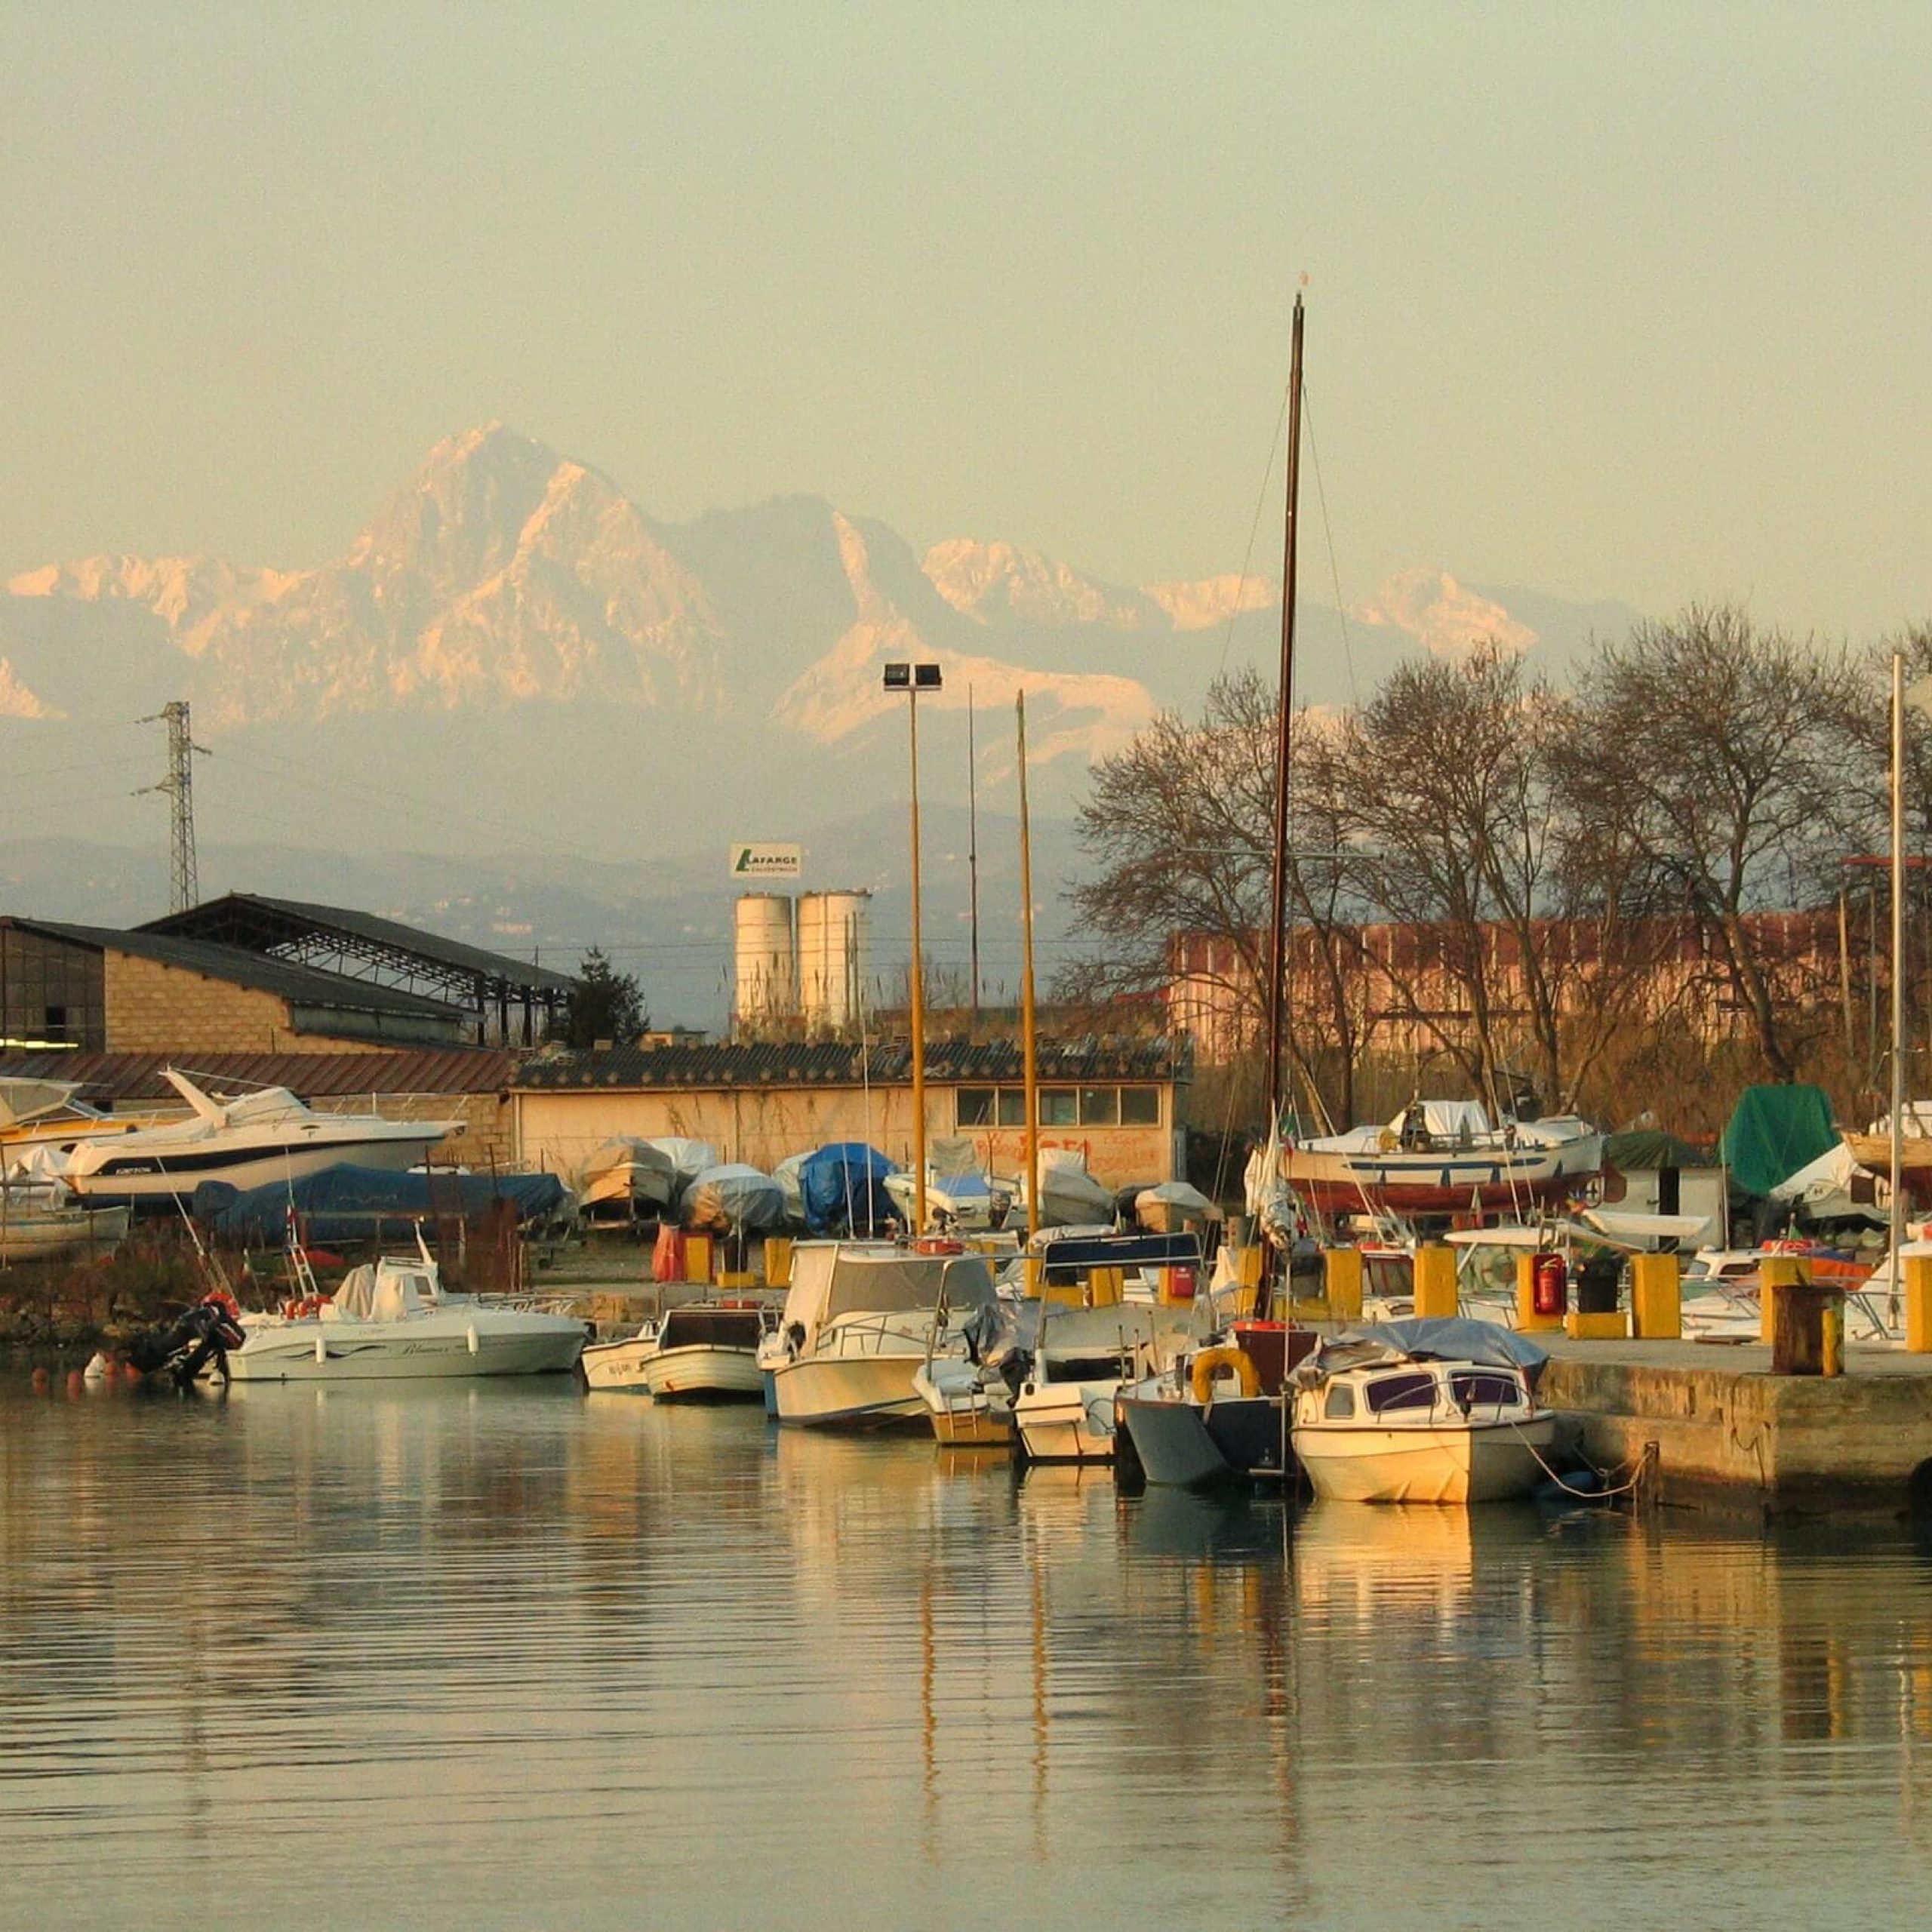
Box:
[1542,1334,1932,1517]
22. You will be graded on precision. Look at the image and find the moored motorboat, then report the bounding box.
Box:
[1288,1318,1554,1503]
[769,1239,998,1428]
[225,1247,587,1382]
[584,1300,777,1397]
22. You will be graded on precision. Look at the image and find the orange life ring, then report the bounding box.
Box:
[1190,1345,1262,1405]
[914,1238,965,1255]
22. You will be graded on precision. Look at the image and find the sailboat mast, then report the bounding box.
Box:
[1263,294,1306,1146]
[1891,647,1906,1316]
[968,687,981,1019]
[1018,692,1041,1241]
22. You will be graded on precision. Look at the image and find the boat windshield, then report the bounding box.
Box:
[823,1254,995,1320]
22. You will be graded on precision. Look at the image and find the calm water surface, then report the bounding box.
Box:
[6,1377,1932,1930]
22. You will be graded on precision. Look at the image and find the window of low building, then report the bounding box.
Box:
[1039,1089,1078,1127]
[1078,1087,1119,1126]
[996,1088,1027,1127]
[955,1087,995,1128]
[1120,1087,1160,1125]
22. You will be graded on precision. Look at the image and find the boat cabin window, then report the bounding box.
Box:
[1323,1383,1357,1419]
[1448,1370,1522,1410]
[662,1308,767,1349]
[1363,1371,1438,1415]
[1363,1255,1414,1298]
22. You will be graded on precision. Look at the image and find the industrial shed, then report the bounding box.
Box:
[140,893,577,1047]
[512,1035,1190,1191]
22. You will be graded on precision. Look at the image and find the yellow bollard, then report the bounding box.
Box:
[1323,1247,1364,1324]
[1514,1251,1564,1334]
[1414,1244,1458,1319]
[763,1235,793,1288]
[1822,1297,1844,1377]
[1758,1255,1807,1343]
[1630,1252,1682,1340]
[1087,1266,1124,1308]
[685,1233,714,1285]
[1906,1254,1932,1353]
[1234,1246,1264,1291]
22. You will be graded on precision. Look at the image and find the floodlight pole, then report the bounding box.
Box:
[885,663,942,1231]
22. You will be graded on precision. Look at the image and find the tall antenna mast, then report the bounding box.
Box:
[968,686,981,1020]
[139,700,202,914]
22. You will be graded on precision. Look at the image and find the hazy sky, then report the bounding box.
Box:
[5,2,1929,638]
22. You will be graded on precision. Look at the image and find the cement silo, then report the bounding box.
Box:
[733,892,798,1034]
[797,890,872,1034]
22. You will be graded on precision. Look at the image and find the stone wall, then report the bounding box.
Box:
[104,951,401,1056]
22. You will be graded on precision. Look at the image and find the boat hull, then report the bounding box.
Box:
[1116,1395,1235,1489]
[0,1204,131,1262]
[912,1364,1014,1447]
[226,1313,587,1382]
[771,1352,928,1429]
[66,1134,441,1208]
[1014,1379,1119,1463]
[1282,1146,1598,1214]
[1291,1414,1556,1504]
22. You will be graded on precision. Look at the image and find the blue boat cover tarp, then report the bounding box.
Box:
[1719,1084,1838,1197]
[195,1164,571,1244]
[798,1143,897,1235]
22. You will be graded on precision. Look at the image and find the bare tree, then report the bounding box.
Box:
[1567,605,1870,1081]
[1060,669,1371,1127]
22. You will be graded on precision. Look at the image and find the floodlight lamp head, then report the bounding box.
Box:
[913,663,943,691]
[882,663,911,690]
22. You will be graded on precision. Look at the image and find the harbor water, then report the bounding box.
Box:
[6,1379,1932,1929]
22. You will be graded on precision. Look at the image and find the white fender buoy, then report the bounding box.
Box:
[466,1324,479,1356]
[315,1333,327,1364]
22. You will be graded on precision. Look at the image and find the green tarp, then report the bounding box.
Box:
[1601,1129,1709,1173]
[1718,1084,1838,1198]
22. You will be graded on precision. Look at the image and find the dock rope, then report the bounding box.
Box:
[1508,1420,1657,1503]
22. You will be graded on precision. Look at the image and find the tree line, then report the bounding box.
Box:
[1063,605,1932,1137]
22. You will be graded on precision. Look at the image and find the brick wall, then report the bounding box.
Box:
[104,951,395,1056]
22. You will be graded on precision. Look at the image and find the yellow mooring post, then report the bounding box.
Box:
[1822,1297,1845,1378]
[1629,1252,1682,1340]
[762,1236,793,1288]
[1413,1243,1458,1319]
[1323,1247,1363,1323]
[1758,1254,1807,1343]
[1906,1254,1932,1353]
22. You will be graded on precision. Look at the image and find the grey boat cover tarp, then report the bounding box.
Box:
[798,1143,897,1236]
[1719,1084,1838,1198]
[1291,1316,1550,1389]
[195,1165,571,1244]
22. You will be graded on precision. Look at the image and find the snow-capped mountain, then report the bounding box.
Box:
[0,423,1635,863]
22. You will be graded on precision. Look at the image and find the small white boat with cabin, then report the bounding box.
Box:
[769,1239,999,1428]
[1288,1318,1555,1504]
[225,1245,588,1382]
[59,1071,459,1208]
[883,1137,1011,1234]
[583,1300,777,1397]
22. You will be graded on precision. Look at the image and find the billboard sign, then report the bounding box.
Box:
[731,842,802,881]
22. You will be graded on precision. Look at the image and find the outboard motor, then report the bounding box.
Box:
[126,1291,248,1389]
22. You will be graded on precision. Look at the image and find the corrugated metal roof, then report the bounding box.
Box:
[514,1035,1189,1091]
[140,894,578,995]
[4,918,460,1017]
[0,1048,521,1104]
